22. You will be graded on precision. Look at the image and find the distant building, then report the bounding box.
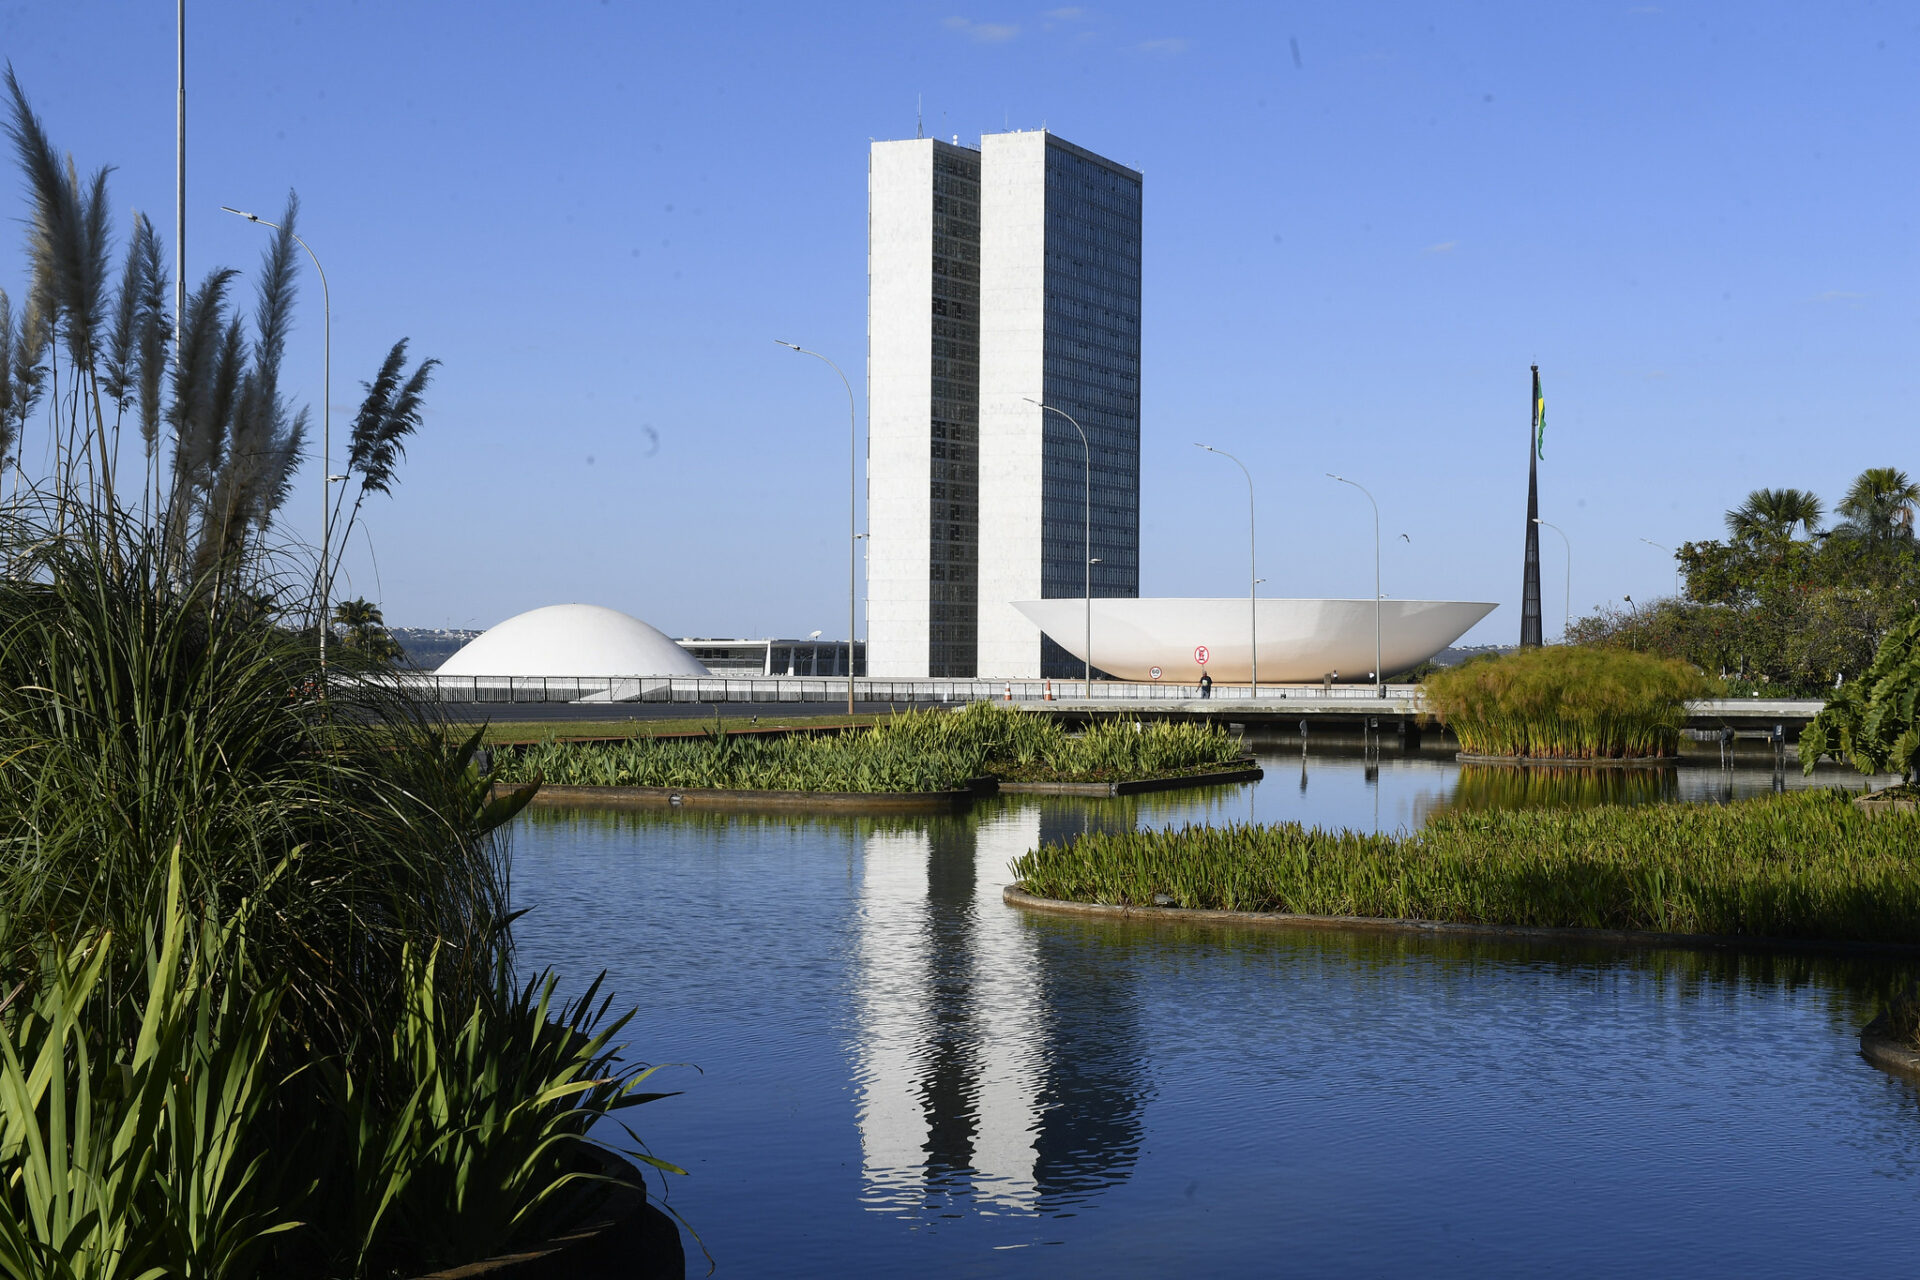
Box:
[676,638,865,678]
[868,130,1142,679]
[437,605,709,677]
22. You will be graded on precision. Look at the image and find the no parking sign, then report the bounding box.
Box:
[1194,645,1210,666]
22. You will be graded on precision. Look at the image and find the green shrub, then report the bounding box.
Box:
[0,510,675,1275]
[1423,645,1709,759]
[1800,614,1920,783]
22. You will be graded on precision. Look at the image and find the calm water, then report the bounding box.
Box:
[508,750,1918,1276]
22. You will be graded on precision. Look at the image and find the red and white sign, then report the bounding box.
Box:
[1149,666,1163,681]
[1193,645,1210,666]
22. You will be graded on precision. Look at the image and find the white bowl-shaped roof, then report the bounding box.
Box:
[1011,598,1496,683]
[436,604,711,678]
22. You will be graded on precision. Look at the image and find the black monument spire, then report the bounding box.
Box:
[1520,365,1543,648]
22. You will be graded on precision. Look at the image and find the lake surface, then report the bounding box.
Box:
[507,749,1918,1276]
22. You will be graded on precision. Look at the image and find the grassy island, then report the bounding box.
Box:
[494,704,1247,794]
[1011,789,1920,945]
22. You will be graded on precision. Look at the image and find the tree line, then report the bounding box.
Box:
[1570,468,1920,695]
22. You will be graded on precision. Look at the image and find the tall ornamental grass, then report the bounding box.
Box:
[495,704,1245,793]
[0,510,679,1277]
[1010,789,1920,944]
[1423,645,1710,760]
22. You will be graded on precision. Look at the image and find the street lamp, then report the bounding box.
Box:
[223,205,330,677]
[1026,398,1094,695]
[1534,517,1571,641]
[1197,444,1258,694]
[1639,537,1682,599]
[776,341,859,713]
[1327,473,1383,695]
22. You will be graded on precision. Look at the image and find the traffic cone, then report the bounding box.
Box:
[1044,680,1053,701]
[1004,683,1012,702]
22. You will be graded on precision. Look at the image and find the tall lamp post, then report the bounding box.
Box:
[1534,517,1571,640]
[1025,398,1094,695]
[1639,537,1682,599]
[1327,473,1382,695]
[222,205,330,677]
[1197,444,1258,694]
[776,341,859,714]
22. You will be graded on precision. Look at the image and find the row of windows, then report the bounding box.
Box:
[934,227,979,257]
[931,511,978,534]
[929,420,977,442]
[932,193,979,217]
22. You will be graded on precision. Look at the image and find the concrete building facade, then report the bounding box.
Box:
[867,138,983,678]
[867,130,1141,679]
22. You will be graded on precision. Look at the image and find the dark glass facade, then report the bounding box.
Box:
[1037,140,1143,678]
[928,143,981,678]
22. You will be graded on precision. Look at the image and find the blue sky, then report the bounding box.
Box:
[2,1,1913,643]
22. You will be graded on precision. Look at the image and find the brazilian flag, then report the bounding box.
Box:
[1533,369,1546,460]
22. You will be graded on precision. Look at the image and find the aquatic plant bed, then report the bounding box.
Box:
[1423,644,1707,759]
[1008,790,1920,945]
[1456,752,1677,767]
[505,779,992,813]
[998,760,1264,796]
[492,704,1246,795]
[480,716,880,747]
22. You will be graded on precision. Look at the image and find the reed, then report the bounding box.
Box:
[1010,789,1920,944]
[1423,645,1709,760]
[493,704,1245,793]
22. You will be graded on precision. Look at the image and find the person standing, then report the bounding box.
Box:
[1199,670,1213,700]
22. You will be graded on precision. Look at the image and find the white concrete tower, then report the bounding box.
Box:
[867,130,1139,680]
[866,138,982,678]
[976,131,1142,678]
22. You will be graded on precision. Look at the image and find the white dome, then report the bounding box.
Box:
[436,604,711,678]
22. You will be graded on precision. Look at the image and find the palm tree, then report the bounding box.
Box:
[1832,467,1920,548]
[332,596,403,662]
[1723,487,1824,546]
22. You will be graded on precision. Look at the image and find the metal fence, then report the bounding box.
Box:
[394,673,1427,707]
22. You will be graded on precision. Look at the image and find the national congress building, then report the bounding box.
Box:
[867,130,1143,678]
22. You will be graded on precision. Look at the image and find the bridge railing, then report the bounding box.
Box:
[391,673,1428,707]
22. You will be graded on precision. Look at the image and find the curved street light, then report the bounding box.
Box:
[776,341,859,713]
[1327,473,1382,694]
[1197,444,1257,694]
[222,205,330,678]
[1639,537,1682,599]
[1534,517,1572,641]
[1026,398,1094,695]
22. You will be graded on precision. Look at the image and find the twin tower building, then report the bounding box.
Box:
[867,130,1143,679]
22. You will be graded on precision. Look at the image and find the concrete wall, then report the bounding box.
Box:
[867,140,936,677]
[976,131,1050,677]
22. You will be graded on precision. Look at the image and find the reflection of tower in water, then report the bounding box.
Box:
[851,803,1149,1218]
